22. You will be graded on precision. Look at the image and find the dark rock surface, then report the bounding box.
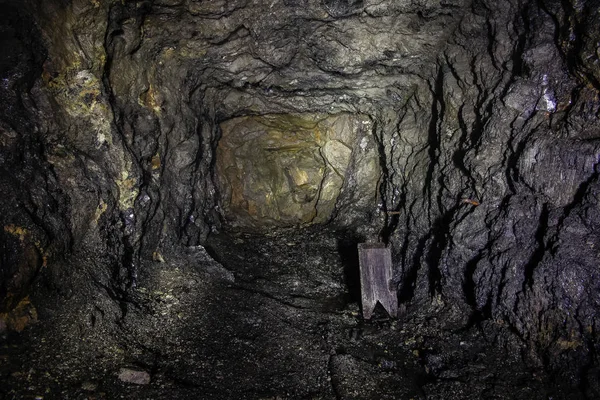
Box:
[0,229,584,399]
[0,0,599,397]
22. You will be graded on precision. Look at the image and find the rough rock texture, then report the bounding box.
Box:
[217,113,379,229]
[1,0,600,397]
[1,228,583,398]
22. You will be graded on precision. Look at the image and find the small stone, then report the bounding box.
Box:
[152,251,165,263]
[117,368,151,385]
[81,381,98,391]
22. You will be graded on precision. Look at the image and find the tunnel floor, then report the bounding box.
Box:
[0,227,582,399]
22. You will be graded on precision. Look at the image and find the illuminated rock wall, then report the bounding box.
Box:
[216,113,379,229]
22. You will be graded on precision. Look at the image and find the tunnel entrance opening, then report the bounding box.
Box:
[214,113,381,232]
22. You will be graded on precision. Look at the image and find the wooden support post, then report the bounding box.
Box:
[358,243,398,319]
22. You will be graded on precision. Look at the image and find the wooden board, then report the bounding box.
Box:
[358,243,398,319]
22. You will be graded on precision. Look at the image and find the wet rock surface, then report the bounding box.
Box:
[0,0,599,397]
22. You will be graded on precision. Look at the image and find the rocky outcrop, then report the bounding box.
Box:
[376,2,600,384]
[0,0,599,394]
[217,113,379,229]
[0,2,70,317]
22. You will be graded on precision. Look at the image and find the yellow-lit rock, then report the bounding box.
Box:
[216,113,379,229]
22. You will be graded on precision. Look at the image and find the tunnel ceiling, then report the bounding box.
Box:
[106,0,462,117]
[1,0,600,395]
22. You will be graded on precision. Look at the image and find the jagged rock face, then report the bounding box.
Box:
[0,0,600,390]
[0,2,70,319]
[216,113,379,229]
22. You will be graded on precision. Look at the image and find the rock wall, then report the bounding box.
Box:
[216,113,379,229]
[0,2,71,320]
[378,0,600,380]
[0,0,599,381]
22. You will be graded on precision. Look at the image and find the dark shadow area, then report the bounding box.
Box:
[368,301,394,321]
[336,230,365,304]
[398,233,430,303]
[203,243,226,267]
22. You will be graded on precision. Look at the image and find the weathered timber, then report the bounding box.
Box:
[358,243,398,319]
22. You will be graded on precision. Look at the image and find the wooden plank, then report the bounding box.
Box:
[358,243,398,319]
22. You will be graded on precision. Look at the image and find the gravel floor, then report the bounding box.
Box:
[0,227,585,399]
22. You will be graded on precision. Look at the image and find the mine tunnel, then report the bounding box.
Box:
[1,0,600,398]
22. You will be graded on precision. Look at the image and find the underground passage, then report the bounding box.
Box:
[1,0,600,398]
[216,113,379,229]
